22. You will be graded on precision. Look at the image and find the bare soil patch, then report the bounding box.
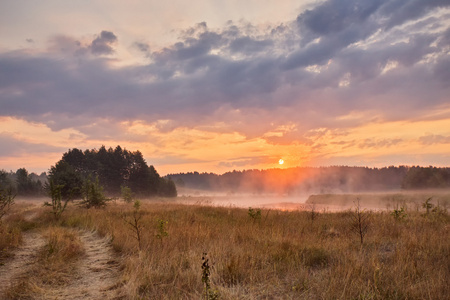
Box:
[0,230,45,295]
[0,226,122,299]
[47,230,122,299]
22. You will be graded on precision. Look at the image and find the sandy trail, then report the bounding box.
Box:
[0,230,122,299]
[0,231,46,295]
[1,204,122,300]
[47,230,122,300]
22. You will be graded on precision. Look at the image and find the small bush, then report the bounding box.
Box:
[248,207,261,222]
[422,197,433,214]
[44,181,68,219]
[122,200,144,250]
[156,219,169,243]
[391,207,407,221]
[202,252,219,299]
[79,176,110,209]
[121,186,133,203]
[348,199,371,245]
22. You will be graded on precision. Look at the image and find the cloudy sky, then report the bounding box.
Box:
[1,0,450,175]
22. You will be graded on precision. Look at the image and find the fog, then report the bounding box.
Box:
[175,189,450,212]
[10,189,450,214]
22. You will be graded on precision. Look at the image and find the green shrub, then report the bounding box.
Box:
[44,181,68,219]
[79,176,110,208]
[248,207,261,222]
[391,207,407,221]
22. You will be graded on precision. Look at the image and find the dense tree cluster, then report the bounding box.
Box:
[0,168,46,197]
[49,146,177,199]
[401,166,450,189]
[168,166,450,194]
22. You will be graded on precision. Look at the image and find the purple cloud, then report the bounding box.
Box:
[0,0,449,142]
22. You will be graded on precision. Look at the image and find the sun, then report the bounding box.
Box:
[279,159,284,165]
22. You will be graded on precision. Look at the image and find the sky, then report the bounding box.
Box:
[1,0,450,176]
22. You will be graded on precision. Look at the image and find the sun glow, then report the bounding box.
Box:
[279,159,284,165]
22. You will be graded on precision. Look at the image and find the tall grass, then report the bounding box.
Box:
[57,200,449,299]
[0,202,40,262]
[1,196,448,299]
[3,226,84,299]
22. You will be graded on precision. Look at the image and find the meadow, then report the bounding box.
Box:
[0,193,449,299]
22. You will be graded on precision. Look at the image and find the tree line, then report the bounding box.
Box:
[48,146,176,199]
[168,166,450,194]
[2,162,449,198]
[0,146,177,199]
[0,168,46,197]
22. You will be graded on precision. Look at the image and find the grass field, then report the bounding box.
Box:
[306,190,450,211]
[1,193,449,299]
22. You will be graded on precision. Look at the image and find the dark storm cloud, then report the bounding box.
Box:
[0,0,449,140]
[90,30,118,55]
[47,31,118,56]
[134,42,150,53]
[297,0,383,36]
[229,37,273,54]
[380,0,450,29]
[287,0,450,70]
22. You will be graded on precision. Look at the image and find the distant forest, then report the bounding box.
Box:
[0,168,47,197]
[168,166,450,195]
[0,146,177,199]
[2,160,450,198]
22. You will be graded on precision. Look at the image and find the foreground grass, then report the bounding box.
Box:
[3,226,84,299]
[1,197,449,299]
[0,202,40,263]
[61,199,448,299]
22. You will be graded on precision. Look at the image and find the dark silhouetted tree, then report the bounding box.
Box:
[15,168,44,196]
[49,146,177,198]
[48,161,83,200]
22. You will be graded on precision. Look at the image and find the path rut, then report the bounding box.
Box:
[0,231,46,295]
[0,228,122,299]
[47,230,121,299]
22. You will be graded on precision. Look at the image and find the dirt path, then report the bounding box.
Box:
[47,230,122,300]
[0,227,122,299]
[0,231,46,295]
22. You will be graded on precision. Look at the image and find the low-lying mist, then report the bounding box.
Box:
[175,188,450,212]
[170,166,450,195]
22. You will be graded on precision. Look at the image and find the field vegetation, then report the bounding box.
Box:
[0,192,448,299]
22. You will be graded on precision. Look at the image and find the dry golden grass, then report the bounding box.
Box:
[0,223,22,262]
[3,226,84,299]
[0,202,41,263]
[58,198,449,299]
[1,195,449,299]
[307,190,450,212]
